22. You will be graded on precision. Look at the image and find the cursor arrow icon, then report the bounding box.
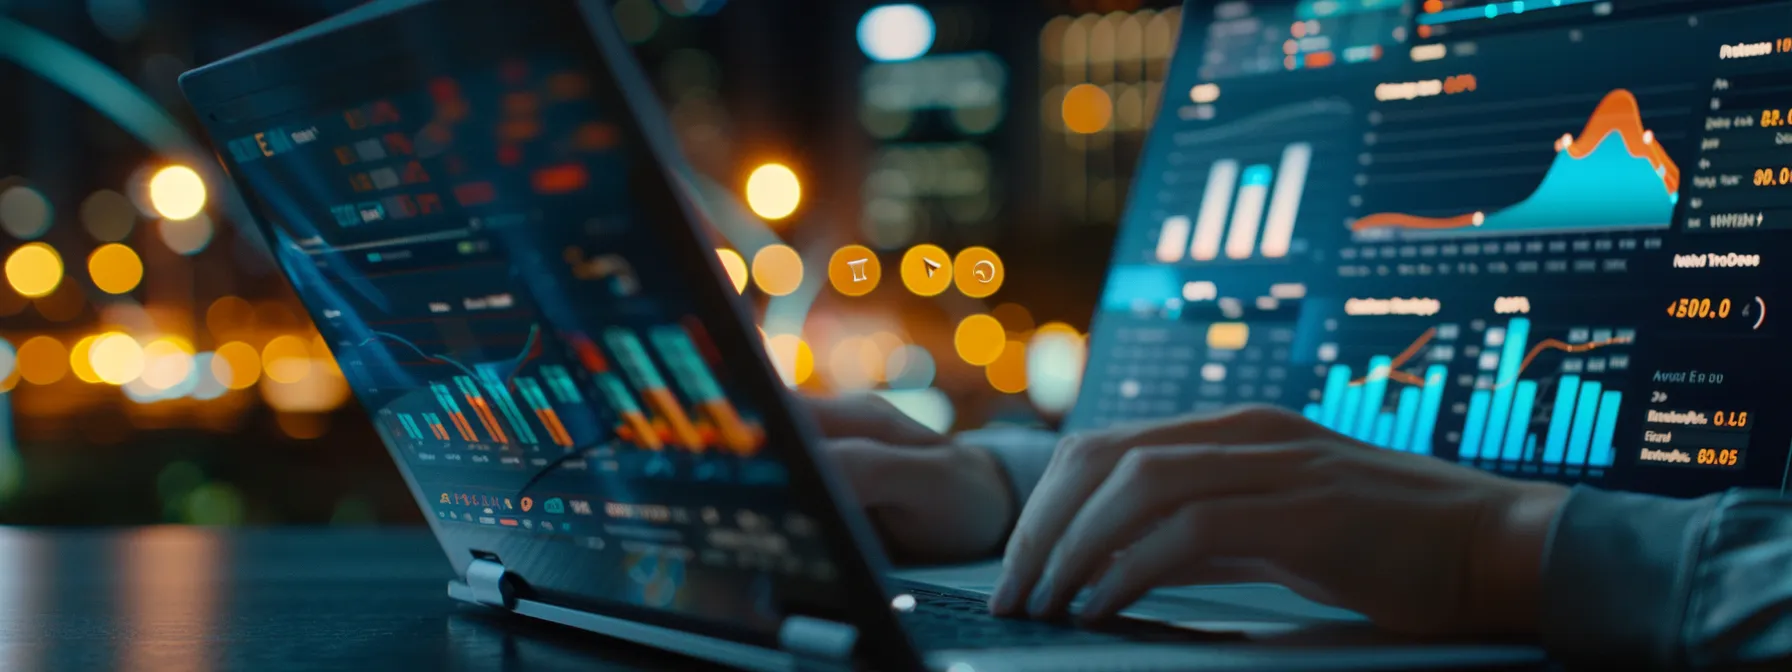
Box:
[923,258,941,277]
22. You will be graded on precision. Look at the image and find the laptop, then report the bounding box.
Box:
[177,0,1766,668]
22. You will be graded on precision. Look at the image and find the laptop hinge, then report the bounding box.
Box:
[778,616,857,672]
[465,558,516,609]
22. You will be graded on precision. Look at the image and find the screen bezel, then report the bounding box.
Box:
[178,0,921,663]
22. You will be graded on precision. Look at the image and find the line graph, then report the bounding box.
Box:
[1353,89,1679,236]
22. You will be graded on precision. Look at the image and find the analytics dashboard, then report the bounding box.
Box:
[1071,0,1792,497]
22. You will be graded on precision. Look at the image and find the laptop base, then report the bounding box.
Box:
[447,559,858,672]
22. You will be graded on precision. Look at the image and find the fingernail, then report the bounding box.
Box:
[989,575,1018,614]
[1026,582,1053,617]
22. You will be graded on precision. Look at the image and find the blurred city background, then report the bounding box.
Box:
[0,0,1179,525]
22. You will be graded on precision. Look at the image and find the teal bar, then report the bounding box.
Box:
[1301,403,1322,421]
[1320,364,1351,429]
[1525,433,1537,461]
[1461,389,1491,458]
[1566,381,1604,466]
[1413,365,1448,455]
[1589,391,1623,467]
[1391,386,1421,452]
[1357,356,1393,442]
[1372,412,1395,448]
[1339,383,1365,438]
[1542,375,1581,464]
[1500,380,1538,461]
[1482,318,1531,459]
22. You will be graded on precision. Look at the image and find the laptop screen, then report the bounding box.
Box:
[1070,0,1792,497]
[208,20,848,637]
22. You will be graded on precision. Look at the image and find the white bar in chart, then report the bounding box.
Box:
[1189,160,1238,261]
[1155,215,1191,262]
[1258,143,1311,258]
[1223,164,1273,260]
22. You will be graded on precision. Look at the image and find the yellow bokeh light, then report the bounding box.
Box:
[5,242,63,298]
[89,332,145,385]
[763,333,814,387]
[1037,321,1081,338]
[715,248,750,294]
[954,314,1006,366]
[141,338,196,390]
[750,244,804,296]
[88,244,144,294]
[262,335,314,384]
[68,335,102,383]
[205,296,256,340]
[17,336,68,385]
[1061,83,1114,134]
[213,341,261,390]
[745,163,802,220]
[146,165,207,220]
[987,339,1029,394]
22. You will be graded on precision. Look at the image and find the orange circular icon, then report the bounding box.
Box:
[900,244,953,297]
[827,245,882,297]
[520,497,534,512]
[953,247,1004,298]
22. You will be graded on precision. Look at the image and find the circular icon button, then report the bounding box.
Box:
[827,245,882,297]
[900,244,953,297]
[952,246,1004,298]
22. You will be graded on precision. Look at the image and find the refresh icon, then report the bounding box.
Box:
[972,260,996,283]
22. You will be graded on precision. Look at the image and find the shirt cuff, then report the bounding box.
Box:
[955,427,1057,509]
[1540,485,1721,668]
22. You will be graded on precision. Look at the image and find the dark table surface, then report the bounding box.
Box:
[0,527,690,672]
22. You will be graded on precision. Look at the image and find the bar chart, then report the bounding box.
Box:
[1155,142,1313,263]
[1305,316,1635,472]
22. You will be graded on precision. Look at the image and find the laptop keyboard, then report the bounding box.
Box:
[897,587,1227,650]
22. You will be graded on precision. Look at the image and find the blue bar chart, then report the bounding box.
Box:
[1307,316,1633,471]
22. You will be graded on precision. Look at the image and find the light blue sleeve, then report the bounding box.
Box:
[955,427,1058,512]
[1542,486,1792,669]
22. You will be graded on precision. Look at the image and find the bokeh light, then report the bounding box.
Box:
[749,244,804,296]
[189,353,228,400]
[212,341,261,390]
[745,163,802,220]
[17,336,68,385]
[89,332,145,385]
[826,336,884,391]
[953,314,1006,366]
[146,165,206,220]
[80,189,137,242]
[205,296,256,340]
[261,335,313,384]
[857,4,935,62]
[986,339,1029,393]
[140,337,195,390]
[715,248,749,294]
[88,243,144,294]
[157,213,214,255]
[68,335,102,383]
[613,0,661,44]
[1028,323,1087,415]
[1061,83,1114,134]
[991,303,1036,335]
[5,242,63,298]
[763,333,814,387]
[886,344,935,389]
[0,185,53,240]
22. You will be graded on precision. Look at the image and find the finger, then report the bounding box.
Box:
[827,438,941,507]
[806,394,947,445]
[1076,499,1300,622]
[991,407,1314,615]
[1030,443,1315,617]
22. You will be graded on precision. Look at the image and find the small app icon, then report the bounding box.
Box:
[544,497,565,514]
[571,500,592,515]
[520,497,534,512]
[440,493,451,504]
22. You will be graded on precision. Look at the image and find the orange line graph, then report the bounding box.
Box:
[1351,89,1678,232]
[1350,327,1436,386]
[1353,328,1631,388]
[1494,336,1634,388]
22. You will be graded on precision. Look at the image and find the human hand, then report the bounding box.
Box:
[990,405,1568,636]
[806,394,1015,564]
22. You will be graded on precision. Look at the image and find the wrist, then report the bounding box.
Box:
[1466,481,1570,635]
[955,444,1019,557]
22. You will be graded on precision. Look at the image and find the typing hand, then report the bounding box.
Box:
[989,405,1568,635]
[806,394,1014,564]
